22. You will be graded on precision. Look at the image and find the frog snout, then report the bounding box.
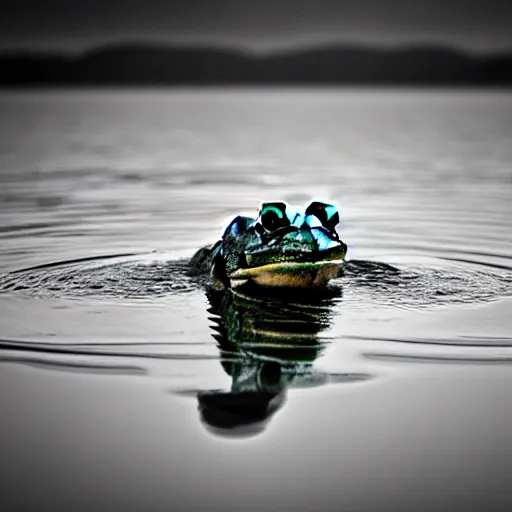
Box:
[280,230,315,250]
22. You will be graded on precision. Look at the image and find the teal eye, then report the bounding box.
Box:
[257,202,290,233]
[324,205,340,228]
[262,205,284,218]
[305,201,340,231]
[261,206,285,231]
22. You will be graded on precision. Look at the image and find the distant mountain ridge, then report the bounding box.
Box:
[1,42,511,86]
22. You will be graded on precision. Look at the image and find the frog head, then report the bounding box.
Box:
[211,201,347,288]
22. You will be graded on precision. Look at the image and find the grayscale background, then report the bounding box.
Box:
[0,2,511,511]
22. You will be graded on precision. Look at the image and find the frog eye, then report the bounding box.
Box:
[256,202,290,233]
[305,201,340,231]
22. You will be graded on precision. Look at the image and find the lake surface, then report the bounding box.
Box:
[0,88,511,511]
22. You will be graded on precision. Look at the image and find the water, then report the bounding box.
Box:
[0,89,511,511]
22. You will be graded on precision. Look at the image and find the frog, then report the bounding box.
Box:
[189,200,348,289]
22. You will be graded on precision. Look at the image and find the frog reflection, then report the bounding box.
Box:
[197,284,367,437]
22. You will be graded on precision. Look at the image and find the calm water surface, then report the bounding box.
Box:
[0,89,511,511]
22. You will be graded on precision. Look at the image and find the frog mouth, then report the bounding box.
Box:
[243,243,346,269]
[229,260,344,288]
[228,243,347,288]
[245,251,315,268]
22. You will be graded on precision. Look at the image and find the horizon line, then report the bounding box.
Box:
[1,38,512,59]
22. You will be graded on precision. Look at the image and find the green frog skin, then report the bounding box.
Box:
[190,201,348,289]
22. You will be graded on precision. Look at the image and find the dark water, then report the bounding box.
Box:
[0,89,511,511]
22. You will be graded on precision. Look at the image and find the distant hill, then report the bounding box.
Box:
[1,43,511,86]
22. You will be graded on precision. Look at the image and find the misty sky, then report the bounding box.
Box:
[1,0,511,53]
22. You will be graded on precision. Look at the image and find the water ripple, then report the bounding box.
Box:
[349,334,512,347]
[340,258,512,309]
[364,353,512,365]
[0,337,219,360]
[0,252,511,308]
[0,354,147,374]
[0,253,197,299]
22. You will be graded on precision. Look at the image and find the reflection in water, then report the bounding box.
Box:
[198,284,370,437]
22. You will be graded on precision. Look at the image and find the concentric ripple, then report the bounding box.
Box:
[0,253,197,299]
[0,252,510,308]
[340,258,512,309]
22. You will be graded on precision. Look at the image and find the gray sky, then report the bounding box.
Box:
[1,0,511,53]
